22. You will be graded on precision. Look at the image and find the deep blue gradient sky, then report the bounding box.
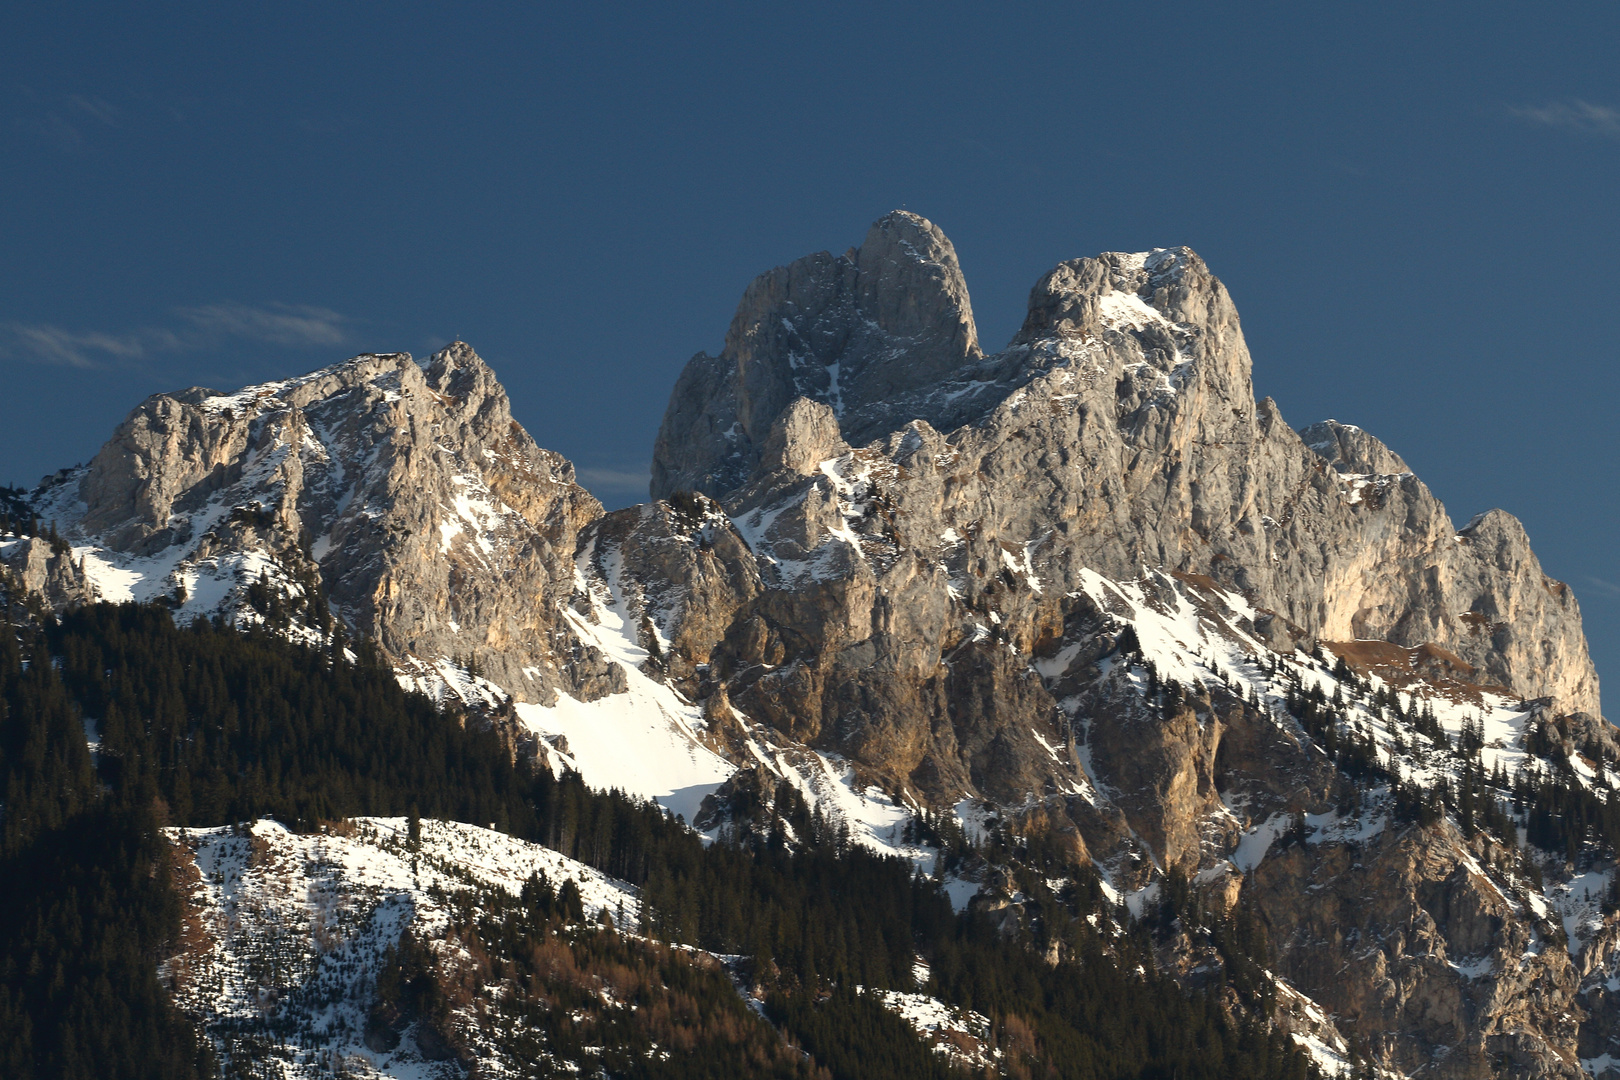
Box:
[3,5,1618,709]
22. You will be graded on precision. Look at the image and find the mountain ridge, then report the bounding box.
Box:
[3,210,1618,1078]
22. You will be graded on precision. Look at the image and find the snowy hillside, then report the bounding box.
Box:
[168,818,638,1078]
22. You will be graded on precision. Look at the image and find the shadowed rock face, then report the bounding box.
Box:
[650,210,981,501]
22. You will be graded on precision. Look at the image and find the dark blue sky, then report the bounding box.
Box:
[4,4,1619,709]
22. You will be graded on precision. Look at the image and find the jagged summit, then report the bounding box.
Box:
[650,222,1251,507]
[7,215,1619,1078]
[651,212,1597,722]
[1012,245,1201,344]
[29,343,604,703]
[650,210,983,501]
[1299,418,1412,476]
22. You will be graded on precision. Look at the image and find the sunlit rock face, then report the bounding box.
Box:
[650,213,1598,799]
[35,343,605,707]
[21,210,1616,1079]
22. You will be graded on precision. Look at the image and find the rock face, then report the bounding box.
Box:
[651,211,982,501]
[20,212,1620,1079]
[638,226,1607,840]
[1253,824,1585,1079]
[1300,418,1412,476]
[575,491,763,690]
[36,343,604,705]
[0,534,92,609]
[653,236,1599,724]
[630,213,1615,1077]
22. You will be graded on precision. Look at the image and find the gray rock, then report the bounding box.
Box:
[650,210,981,501]
[0,534,92,610]
[653,221,1600,722]
[1299,418,1412,475]
[41,343,606,707]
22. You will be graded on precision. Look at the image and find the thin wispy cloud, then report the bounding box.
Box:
[178,302,350,347]
[0,303,353,370]
[1509,99,1620,138]
[15,90,122,153]
[576,466,651,494]
[65,95,119,127]
[1,325,176,369]
[1585,576,1620,600]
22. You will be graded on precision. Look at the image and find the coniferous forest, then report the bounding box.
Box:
[0,593,1320,1080]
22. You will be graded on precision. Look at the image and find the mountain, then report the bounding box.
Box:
[22,345,604,705]
[3,211,1618,1079]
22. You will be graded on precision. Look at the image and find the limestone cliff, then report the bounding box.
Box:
[651,211,982,500]
[32,343,605,706]
[633,213,1616,1077]
[652,230,1597,722]
[15,211,1620,1078]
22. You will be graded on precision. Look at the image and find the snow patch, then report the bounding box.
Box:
[170,816,637,1078]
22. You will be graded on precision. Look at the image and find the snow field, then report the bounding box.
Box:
[873,988,999,1068]
[531,529,960,881]
[513,537,733,824]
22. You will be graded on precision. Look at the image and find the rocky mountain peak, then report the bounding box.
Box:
[647,211,1599,752]
[650,210,982,501]
[11,213,1620,1080]
[422,338,494,390]
[1012,246,1234,346]
[30,343,605,707]
[851,209,980,362]
[1300,419,1412,476]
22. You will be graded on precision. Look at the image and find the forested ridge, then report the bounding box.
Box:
[0,595,1319,1079]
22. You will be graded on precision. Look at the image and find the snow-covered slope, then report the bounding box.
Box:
[532,530,949,862]
[169,817,637,1078]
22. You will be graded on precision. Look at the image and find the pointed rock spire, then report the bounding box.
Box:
[651,211,980,502]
